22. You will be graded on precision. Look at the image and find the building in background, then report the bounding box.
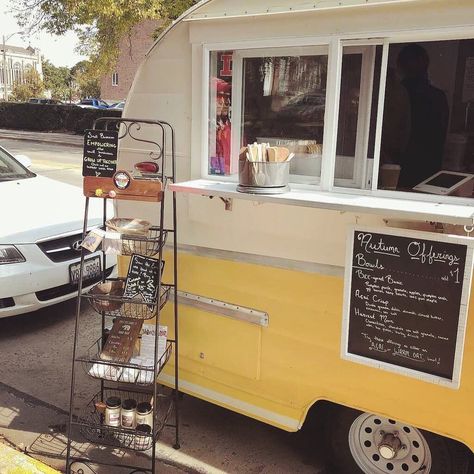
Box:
[0,45,42,99]
[100,20,159,102]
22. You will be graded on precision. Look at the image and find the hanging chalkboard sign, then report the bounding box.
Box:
[342,227,473,388]
[123,255,165,308]
[82,129,119,177]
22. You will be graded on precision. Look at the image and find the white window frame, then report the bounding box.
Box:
[333,29,474,206]
[202,38,333,184]
[199,28,474,206]
[234,45,329,185]
[334,42,380,190]
[112,72,119,87]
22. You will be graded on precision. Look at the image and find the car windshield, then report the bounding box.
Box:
[0,149,35,181]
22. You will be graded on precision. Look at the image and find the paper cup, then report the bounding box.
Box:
[380,164,401,190]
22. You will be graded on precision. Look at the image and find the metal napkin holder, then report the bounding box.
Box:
[237,159,290,194]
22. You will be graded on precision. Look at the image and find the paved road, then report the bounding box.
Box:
[1,139,82,187]
[0,137,327,473]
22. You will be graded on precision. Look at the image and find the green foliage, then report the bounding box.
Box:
[10,68,45,102]
[0,101,121,132]
[42,58,72,101]
[13,0,198,76]
[155,0,197,35]
[71,60,101,98]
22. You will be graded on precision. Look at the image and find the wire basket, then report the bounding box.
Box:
[77,388,173,451]
[78,338,173,385]
[119,227,168,257]
[83,278,170,319]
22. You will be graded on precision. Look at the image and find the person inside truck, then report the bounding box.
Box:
[396,43,449,189]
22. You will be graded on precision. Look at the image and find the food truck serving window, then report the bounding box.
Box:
[241,49,328,183]
[376,39,474,198]
[208,46,329,183]
[203,38,473,206]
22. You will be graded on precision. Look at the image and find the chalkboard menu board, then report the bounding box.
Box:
[83,129,119,177]
[342,227,473,388]
[123,255,164,308]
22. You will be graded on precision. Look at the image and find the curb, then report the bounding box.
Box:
[0,130,82,148]
[0,443,61,473]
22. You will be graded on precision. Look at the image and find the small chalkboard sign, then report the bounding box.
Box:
[83,129,119,177]
[342,227,473,388]
[123,255,165,308]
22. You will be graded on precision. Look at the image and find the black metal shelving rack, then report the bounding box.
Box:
[65,118,179,473]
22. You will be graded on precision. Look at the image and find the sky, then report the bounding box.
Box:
[0,0,87,67]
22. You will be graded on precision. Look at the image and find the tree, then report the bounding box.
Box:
[71,60,100,98]
[13,0,197,77]
[155,0,197,34]
[42,58,71,101]
[10,68,44,102]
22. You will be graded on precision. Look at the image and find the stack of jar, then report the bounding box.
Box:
[104,396,153,448]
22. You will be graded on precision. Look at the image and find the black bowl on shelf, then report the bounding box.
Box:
[83,278,171,319]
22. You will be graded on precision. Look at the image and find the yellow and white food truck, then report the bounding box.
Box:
[116,0,474,472]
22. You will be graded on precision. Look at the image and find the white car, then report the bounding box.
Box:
[0,147,115,317]
[110,101,125,110]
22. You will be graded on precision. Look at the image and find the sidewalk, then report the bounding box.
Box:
[0,129,82,147]
[0,443,60,474]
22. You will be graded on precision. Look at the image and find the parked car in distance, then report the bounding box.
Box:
[0,147,115,317]
[78,98,110,109]
[110,100,125,110]
[29,98,63,105]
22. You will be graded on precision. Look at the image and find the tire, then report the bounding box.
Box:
[322,405,471,474]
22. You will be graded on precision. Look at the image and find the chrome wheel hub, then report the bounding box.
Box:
[348,413,432,473]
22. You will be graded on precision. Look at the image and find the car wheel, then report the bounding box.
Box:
[323,405,471,474]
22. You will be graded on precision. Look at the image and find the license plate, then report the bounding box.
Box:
[69,256,102,285]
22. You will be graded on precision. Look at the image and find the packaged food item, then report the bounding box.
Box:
[105,397,121,427]
[103,232,122,255]
[121,399,137,429]
[81,228,106,252]
[136,402,153,427]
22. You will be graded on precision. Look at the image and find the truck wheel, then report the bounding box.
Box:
[324,406,471,474]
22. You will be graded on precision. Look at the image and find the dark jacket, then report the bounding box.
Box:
[399,77,449,188]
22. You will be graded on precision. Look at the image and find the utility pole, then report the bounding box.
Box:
[2,35,7,101]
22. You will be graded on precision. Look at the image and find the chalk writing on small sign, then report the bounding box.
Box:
[342,227,473,387]
[123,255,165,308]
[82,129,119,177]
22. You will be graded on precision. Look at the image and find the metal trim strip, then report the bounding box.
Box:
[176,243,345,277]
[172,289,269,326]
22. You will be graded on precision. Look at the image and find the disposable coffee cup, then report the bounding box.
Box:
[380,164,401,190]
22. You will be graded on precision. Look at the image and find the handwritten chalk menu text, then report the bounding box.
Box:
[343,228,473,386]
[83,129,118,177]
[123,255,164,308]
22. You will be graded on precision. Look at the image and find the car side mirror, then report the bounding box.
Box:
[15,154,32,169]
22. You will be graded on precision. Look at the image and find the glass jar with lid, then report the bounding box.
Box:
[136,401,153,427]
[121,399,137,429]
[105,397,121,427]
